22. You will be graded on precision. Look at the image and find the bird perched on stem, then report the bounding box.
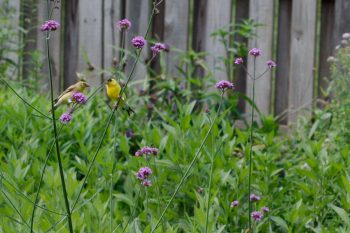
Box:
[50,80,90,112]
[105,78,134,115]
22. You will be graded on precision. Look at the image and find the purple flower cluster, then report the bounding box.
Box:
[250,194,261,202]
[151,43,166,55]
[136,166,152,187]
[117,18,131,31]
[60,113,72,124]
[251,211,263,221]
[231,200,239,208]
[72,92,87,104]
[41,20,60,31]
[234,57,244,65]
[267,60,276,69]
[135,146,159,157]
[131,36,146,49]
[215,80,234,91]
[249,48,262,57]
[262,206,270,213]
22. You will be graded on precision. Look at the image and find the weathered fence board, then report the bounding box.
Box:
[288,0,317,123]
[103,0,121,74]
[204,0,232,82]
[126,0,150,83]
[275,0,292,124]
[246,0,274,116]
[164,0,189,76]
[334,0,350,45]
[78,0,103,87]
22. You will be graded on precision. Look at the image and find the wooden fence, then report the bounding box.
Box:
[2,0,350,125]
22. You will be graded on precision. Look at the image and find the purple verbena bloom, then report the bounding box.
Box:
[60,112,72,124]
[231,200,239,207]
[234,57,244,65]
[131,36,146,49]
[151,43,166,55]
[251,211,264,221]
[262,206,270,213]
[142,179,152,187]
[72,92,87,104]
[215,80,234,91]
[125,129,134,138]
[117,18,131,31]
[136,167,152,180]
[249,48,262,57]
[250,194,261,202]
[135,146,159,157]
[267,60,276,68]
[41,20,60,31]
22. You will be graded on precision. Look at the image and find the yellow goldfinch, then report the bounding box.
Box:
[106,78,134,115]
[51,80,90,111]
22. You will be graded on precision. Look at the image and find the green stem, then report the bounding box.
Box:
[151,93,225,233]
[146,187,149,224]
[30,125,64,232]
[46,34,73,233]
[122,189,142,233]
[248,57,256,232]
[110,116,118,233]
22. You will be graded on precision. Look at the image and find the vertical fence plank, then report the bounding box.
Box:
[150,0,165,75]
[234,0,250,112]
[63,0,79,88]
[204,0,232,82]
[77,0,103,87]
[275,0,292,124]
[164,0,189,76]
[37,1,62,94]
[125,0,150,83]
[318,0,334,99]
[246,0,275,116]
[288,0,317,123]
[103,0,121,74]
[334,0,350,45]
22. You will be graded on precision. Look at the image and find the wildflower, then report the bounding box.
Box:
[151,43,166,55]
[267,60,276,69]
[327,56,336,63]
[126,129,134,138]
[250,194,261,202]
[41,20,60,31]
[215,80,234,91]
[72,92,87,104]
[60,112,72,124]
[117,18,131,31]
[261,206,270,213]
[249,48,262,57]
[131,36,146,49]
[342,33,350,40]
[142,180,152,187]
[251,211,263,221]
[135,146,159,157]
[341,40,348,46]
[136,166,152,180]
[197,187,204,194]
[231,200,239,207]
[234,57,244,65]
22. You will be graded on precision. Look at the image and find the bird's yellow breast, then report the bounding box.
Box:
[106,83,121,101]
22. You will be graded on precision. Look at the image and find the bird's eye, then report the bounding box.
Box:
[107,79,112,82]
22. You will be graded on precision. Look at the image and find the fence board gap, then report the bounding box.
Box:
[275,0,291,124]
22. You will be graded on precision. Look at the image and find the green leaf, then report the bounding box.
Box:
[270,216,288,232]
[329,204,350,227]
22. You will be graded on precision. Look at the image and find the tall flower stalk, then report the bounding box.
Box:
[235,48,276,232]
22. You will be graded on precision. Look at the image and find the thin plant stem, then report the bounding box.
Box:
[46,32,73,233]
[30,125,64,232]
[248,57,257,232]
[0,78,51,120]
[151,93,225,233]
[122,188,142,233]
[146,187,149,224]
[0,173,65,216]
[110,116,118,233]
[71,1,157,212]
